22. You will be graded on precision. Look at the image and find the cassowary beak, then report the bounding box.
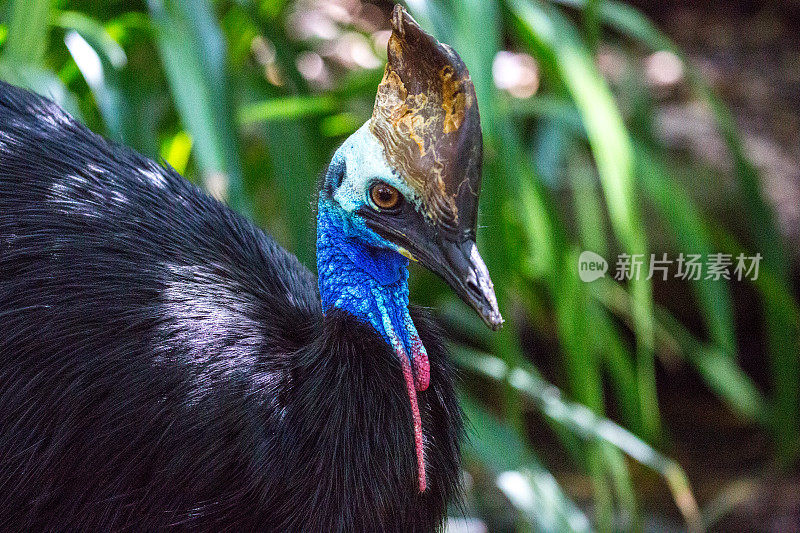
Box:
[433,238,503,330]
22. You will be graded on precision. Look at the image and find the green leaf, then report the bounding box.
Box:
[0,61,82,118]
[258,119,322,266]
[161,130,193,175]
[57,12,130,142]
[591,277,769,425]
[636,145,737,357]
[554,0,798,461]
[56,11,127,67]
[403,0,454,44]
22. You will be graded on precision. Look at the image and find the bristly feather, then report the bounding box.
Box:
[0,81,462,531]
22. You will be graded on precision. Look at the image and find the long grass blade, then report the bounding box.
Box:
[462,398,594,532]
[507,0,659,442]
[591,277,769,425]
[148,0,249,214]
[0,0,83,116]
[635,146,737,356]
[515,91,768,441]
[238,95,337,125]
[58,12,129,142]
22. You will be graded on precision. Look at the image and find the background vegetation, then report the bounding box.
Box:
[1,0,797,530]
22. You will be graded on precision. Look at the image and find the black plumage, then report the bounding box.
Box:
[0,81,462,531]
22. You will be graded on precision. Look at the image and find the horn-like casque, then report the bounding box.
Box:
[370,5,483,240]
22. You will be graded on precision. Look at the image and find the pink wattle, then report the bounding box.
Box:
[410,334,430,392]
[399,354,426,493]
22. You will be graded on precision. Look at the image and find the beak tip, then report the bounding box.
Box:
[485,310,504,331]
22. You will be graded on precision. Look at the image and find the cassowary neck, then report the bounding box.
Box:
[316,201,430,491]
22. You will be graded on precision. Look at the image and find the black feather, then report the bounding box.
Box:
[0,81,462,531]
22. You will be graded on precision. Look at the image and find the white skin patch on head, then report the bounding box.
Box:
[333,121,421,214]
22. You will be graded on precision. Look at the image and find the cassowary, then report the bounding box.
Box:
[0,6,501,531]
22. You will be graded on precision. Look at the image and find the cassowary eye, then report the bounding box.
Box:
[369,182,402,211]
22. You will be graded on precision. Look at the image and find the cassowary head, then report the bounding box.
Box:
[320,5,501,330]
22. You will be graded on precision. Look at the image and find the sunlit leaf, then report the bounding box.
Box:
[161,130,193,175]
[238,95,337,125]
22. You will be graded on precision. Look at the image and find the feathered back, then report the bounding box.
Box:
[0,80,462,531]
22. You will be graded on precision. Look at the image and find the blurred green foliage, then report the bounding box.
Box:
[1,0,796,530]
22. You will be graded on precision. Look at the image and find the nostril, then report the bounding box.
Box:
[465,275,480,294]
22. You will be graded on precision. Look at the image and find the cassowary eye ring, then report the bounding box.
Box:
[370,182,402,211]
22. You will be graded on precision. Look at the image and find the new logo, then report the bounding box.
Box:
[578,251,608,282]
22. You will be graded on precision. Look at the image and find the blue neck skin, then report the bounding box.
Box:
[316,199,417,366]
[316,150,431,492]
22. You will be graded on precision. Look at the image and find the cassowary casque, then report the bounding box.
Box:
[0,5,500,531]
